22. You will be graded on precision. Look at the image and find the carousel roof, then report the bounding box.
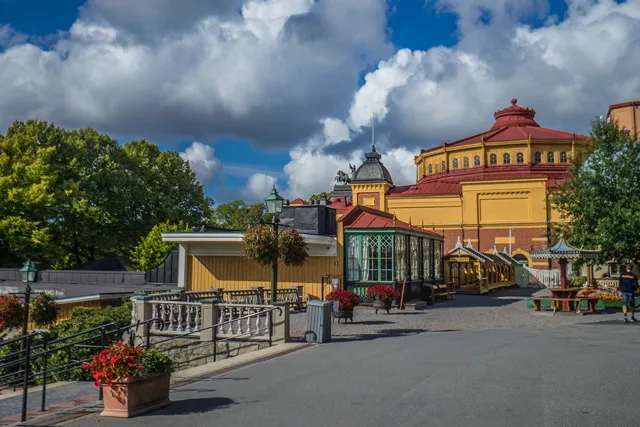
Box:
[529,238,599,259]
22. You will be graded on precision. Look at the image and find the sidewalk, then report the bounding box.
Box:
[1,342,310,427]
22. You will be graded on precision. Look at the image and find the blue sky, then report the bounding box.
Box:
[0,0,637,203]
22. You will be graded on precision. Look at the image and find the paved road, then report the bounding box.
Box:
[64,319,640,427]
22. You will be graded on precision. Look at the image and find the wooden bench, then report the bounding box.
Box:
[550,297,601,313]
[530,297,550,311]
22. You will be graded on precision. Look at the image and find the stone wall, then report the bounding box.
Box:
[151,337,271,371]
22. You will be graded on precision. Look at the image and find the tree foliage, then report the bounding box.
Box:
[131,221,191,271]
[309,192,332,201]
[550,118,640,264]
[209,200,266,230]
[0,120,212,268]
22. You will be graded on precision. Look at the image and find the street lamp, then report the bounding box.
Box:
[19,260,38,336]
[264,185,284,304]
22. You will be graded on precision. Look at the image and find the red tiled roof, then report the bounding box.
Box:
[422,98,589,154]
[340,206,443,238]
[327,198,352,211]
[289,198,309,205]
[387,164,571,197]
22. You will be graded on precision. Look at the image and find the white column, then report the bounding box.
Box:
[178,244,188,289]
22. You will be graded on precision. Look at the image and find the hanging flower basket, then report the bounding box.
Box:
[243,225,309,267]
[0,295,24,332]
[243,225,278,267]
[30,293,59,327]
[278,229,309,267]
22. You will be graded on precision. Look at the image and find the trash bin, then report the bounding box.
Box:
[305,300,332,343]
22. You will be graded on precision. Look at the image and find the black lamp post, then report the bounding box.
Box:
[19,260,38,336]
[264,185,284,304]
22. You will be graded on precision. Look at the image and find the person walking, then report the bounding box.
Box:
[619,264,638,323]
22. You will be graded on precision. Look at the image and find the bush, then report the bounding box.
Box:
[366,285,401,302]
[30,294,58,327]
[0,295,24,332]
[83,341,173,387]
[326,289,361,310]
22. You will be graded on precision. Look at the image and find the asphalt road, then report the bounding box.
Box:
[63,319,640,427]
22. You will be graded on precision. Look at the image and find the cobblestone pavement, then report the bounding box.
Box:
[289,288,623,341]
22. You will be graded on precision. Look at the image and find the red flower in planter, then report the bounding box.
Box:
[366,285,401,302]
[326,289,361,310]
[0,295,24,331]
[82,341,173,387]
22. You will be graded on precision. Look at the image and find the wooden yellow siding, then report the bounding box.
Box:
[188,255,342,300]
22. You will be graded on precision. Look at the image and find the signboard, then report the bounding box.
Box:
[0,286,19,295]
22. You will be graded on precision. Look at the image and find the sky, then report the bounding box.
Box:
[1,0,639,204]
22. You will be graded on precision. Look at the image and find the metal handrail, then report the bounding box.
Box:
[0,304,283,423]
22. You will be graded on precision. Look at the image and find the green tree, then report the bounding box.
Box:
[131,221,191,271]
[209,200,266,230]
[550,118,640,265]
[0,120,212,268]
[309,191,332,201]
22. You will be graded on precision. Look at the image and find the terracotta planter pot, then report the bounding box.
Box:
[101,373,171,418]
[373,299,393,314]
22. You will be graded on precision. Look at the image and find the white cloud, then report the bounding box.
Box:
[242,173,278,201]
[0,0,390,147]
[179,142,221,186]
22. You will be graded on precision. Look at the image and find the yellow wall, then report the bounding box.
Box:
[609,103,640,135]
[387,195,461,227]
[185,223,345,299]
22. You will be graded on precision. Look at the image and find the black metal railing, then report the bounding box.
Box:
[0,305,283,423]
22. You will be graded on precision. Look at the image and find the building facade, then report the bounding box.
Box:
[607,100,640,135]
[345,98,591,267]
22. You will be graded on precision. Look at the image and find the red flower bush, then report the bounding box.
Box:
[0,295,24,331]
[82,341,173,387]
[30,293,59,327]
[366,285,401,302]
[326,289,361,310]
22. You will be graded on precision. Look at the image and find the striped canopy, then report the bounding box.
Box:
[529,238,599,260]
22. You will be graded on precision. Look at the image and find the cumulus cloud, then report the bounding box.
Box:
[179,142,221,186]
[242,173,278,201]
[0,0,390,147]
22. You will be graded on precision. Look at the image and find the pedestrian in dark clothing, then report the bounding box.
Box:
[619,264,638,323]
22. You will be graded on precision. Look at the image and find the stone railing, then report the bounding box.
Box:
[131,296,290,343]
[150,301,202,333]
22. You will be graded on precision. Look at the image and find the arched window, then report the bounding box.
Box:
[441,160,446,171]
[453,159,459,169]
[560,152,567,163]
[547,152,555,163]
[428,164,432,174]
[516,152,524,164]
[534,152,541,163]
[474,155,480,167]
[463,157,469,168]
[489,154,497,165]
[503,153,511,164]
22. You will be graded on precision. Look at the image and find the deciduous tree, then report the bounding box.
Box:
[550,118,640,265]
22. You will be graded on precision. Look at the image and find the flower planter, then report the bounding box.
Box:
[332,308,354,324]
[101,373,171,418]
[373,299,393,315]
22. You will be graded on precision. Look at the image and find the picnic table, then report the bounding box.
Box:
[530,288,601,313]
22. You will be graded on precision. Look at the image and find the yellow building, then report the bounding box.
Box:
[607,100,640,135]
[348,98,590,267]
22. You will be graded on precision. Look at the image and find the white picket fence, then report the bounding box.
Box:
[515,266,574,288]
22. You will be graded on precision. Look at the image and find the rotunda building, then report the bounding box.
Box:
[349,98,590,267]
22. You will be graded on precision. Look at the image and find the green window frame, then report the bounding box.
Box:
[345,234,395,283]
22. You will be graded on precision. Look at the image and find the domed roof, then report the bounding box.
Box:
[491,98,539,130]
[352,150,393,184]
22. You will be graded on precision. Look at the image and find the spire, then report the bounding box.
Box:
[393,214,397,226]
[408,216,412,226]
[493,244,498,254]
[371,113,376,153]
[503,247,508,254]
[455,236,462,249]
[466,239,473,249]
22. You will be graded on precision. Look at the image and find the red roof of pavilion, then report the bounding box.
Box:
[421,98,589,154]
[340,205,443,238]
[327,198,352,211]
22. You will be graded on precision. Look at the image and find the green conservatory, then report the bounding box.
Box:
[340,206,445,300]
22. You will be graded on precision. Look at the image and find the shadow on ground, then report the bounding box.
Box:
[329,328,446,342]
[154,397,238,415]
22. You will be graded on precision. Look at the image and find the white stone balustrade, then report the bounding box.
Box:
[150,301,202,334]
